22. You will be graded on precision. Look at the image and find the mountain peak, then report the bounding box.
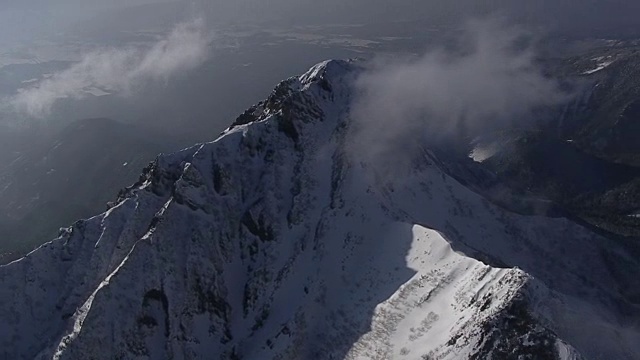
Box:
[0,60,638,359]
[228,59,358,132]
[299,59,359,88]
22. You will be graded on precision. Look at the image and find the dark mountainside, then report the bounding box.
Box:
[0,60,637,359]
[0,118,179,262]
[475,41,640,236]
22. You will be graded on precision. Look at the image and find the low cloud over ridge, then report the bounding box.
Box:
[349,20,569,170]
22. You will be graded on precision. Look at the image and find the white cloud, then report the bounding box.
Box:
[9,19,211,118]
[348,20,570,172]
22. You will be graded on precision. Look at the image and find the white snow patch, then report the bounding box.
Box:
[347,226,528,360]
[582,56,615,75]
[469,143,499,163]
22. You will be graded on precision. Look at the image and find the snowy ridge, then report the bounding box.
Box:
[0,60,638,359]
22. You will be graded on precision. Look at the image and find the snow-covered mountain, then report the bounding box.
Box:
[0,118,178,263]
[0,60,638,359]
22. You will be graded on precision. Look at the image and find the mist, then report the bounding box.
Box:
[0,0,637,272]
[348,20,569,172]
[0,0,636,142]
[5,19,211,119]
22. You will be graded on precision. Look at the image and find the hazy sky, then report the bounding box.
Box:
[0,0,176,45]
[2,0,640,45]
[188,0,640,33]
[0,0,168,11]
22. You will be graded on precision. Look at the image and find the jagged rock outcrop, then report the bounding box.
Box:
[0,60,638,359]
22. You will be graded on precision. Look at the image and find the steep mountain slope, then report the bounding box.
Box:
[471,43,640,236]
[0,60,638,359]
[564,45,640,166]
[0,118,177,262]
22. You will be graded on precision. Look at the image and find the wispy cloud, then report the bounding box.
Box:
[348,20,570,172]
[9,19,211,118]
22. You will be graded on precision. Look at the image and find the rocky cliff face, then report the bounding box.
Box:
[0,60,638,359]
[0,118,176,263]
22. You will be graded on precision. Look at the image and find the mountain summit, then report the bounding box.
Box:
[0,60,638,359]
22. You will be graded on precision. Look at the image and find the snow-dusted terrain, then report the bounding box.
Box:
[0,60,638,359]
[582,56,616,75]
